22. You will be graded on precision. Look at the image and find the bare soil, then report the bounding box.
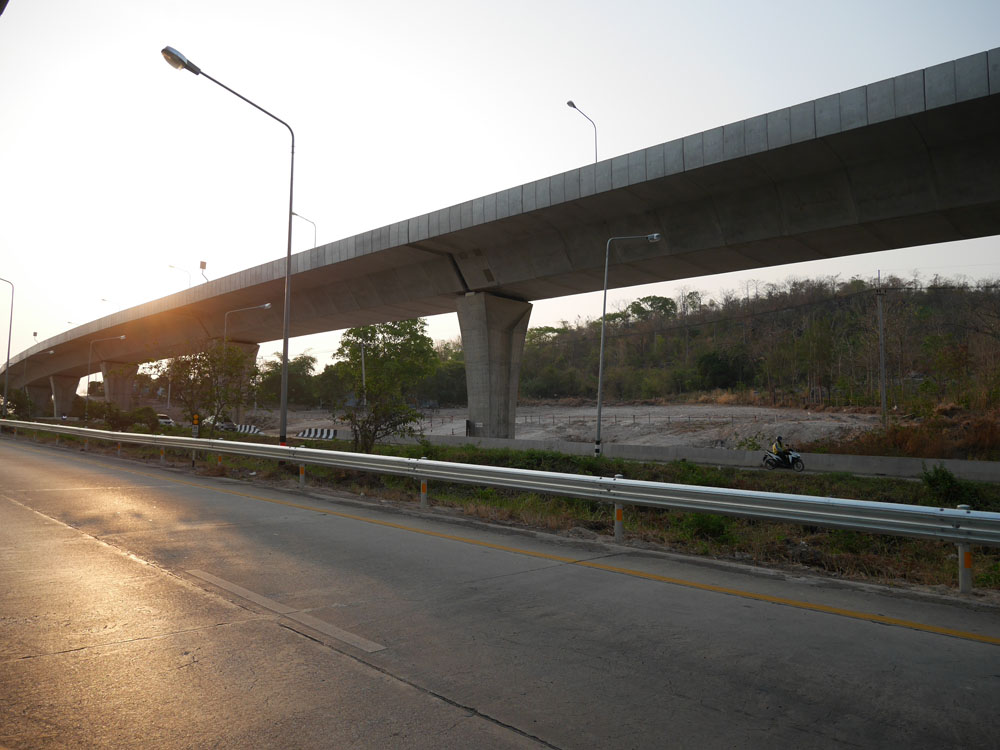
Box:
[251,403,881,450]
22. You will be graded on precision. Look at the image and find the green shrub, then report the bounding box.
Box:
[130,406,159,433]
[678,512,731,541]
[920,464,981,508]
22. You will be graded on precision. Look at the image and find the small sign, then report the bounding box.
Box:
[192,413,199,438]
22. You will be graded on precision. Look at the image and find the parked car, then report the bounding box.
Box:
[203,415,237,431]
[157,413,175,426]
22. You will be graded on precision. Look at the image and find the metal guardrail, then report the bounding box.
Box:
[3,417,999,546]
[1,418,997,591]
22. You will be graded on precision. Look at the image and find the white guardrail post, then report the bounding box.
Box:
[957,504,973,593]
[614,474,625,542]
[3,418,1000,594]
[420,456,429,509]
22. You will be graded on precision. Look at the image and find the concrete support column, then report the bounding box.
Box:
[25,384,53,419]
[222,341,259,424]
[50,375,80,418]
[457,292,532,439]
[100,362,138,411]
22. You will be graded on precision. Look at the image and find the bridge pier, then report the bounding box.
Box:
[457,292,531,439]
[25,384,52,419]
[100,362,138,411]
[50,375,79,418]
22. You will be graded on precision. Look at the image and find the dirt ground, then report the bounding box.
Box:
[250,403,881,450]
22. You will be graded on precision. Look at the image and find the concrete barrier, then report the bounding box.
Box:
[395,434,999,483]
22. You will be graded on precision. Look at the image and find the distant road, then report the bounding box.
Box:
[2,439,999,748]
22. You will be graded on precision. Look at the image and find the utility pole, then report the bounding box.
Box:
[876,271,888,428]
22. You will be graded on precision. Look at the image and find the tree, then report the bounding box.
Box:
[153,343,258,427]
[628,295,676,321]
[257,352,317,406]
[330,319,436,453]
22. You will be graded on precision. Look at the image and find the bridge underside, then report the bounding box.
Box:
[5,50,1000,438]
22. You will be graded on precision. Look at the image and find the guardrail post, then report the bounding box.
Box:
[613,474,624,542]
[299,464,306,487]
[420,456,429,509]
[957,504,973,593]
[957,543,973,593]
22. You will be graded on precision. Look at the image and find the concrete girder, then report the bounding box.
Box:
[100,362,138,411]
[50,375,79,418]
[1,49,999,417]
[457,293,532,439]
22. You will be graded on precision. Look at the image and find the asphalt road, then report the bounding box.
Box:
[2,438,999,749]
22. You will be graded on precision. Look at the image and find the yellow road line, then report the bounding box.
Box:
[8,440,1000,646]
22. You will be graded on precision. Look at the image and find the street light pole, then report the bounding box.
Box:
[566,101,598,163]
[168,264,192,288]
[0,276,12,417]
[162,46,296,445]
[360,340,367,409]
[594,233,662,456]
[86,335,126,421]
[292,211,317,248]
[223,303,272,351]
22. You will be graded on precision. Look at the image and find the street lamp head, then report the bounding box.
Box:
[566,100,577,109]
[647,233,662,242]
[161,46,201,76]
[118,335,126,341]
[262,302,272,310]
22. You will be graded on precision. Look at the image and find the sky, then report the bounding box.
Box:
[1,0,999,379]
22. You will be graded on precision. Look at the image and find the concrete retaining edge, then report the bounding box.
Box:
[393,434,1000,483]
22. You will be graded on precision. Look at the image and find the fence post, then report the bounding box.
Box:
[957,504,973,593]
[299,464,306,487]
[613,474,624,543]
[419,456,429,508]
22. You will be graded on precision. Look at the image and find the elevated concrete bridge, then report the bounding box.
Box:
[5,48,1000,436]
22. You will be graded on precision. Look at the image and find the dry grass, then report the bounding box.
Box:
[802,411,1000,461]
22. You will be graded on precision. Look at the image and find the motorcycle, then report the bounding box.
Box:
[762,448,804,472]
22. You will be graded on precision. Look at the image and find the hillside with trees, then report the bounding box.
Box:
[131,274,999,458]
[518,275,1000,416]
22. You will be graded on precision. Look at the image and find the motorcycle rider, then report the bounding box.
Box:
[772,435,789,465]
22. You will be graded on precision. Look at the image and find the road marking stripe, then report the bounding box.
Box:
[187,569,386,652]
[9,442,1000,646]
[571,561,1000,646]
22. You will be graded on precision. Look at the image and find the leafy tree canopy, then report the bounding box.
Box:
[331,319,436,452]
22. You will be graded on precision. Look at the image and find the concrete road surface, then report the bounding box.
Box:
[1,438,998,749]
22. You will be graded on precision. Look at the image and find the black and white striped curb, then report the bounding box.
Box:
[295,428,338,440]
